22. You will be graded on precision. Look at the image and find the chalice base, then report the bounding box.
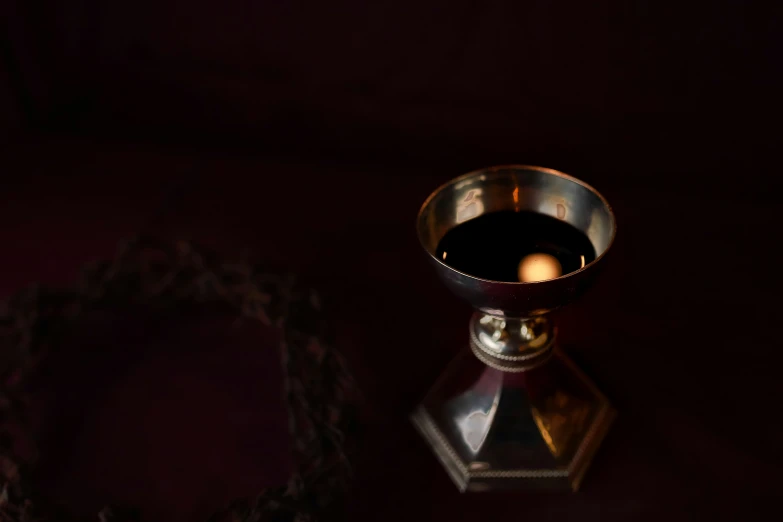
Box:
[411,348,615,492]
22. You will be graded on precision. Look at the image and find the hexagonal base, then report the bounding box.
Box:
[411,348,615,492]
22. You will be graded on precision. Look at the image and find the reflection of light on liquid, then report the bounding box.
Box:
[518,253,562,282]
[442,251,447,261]
[580,255,585,268]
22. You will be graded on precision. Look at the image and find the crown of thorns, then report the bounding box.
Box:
[0,238,352,522]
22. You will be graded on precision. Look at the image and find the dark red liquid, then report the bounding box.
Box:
[435,211,596,282]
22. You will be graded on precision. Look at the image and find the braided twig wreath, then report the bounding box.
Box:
[0,238,352,522]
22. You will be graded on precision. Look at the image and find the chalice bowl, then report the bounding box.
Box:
[412,165,616,492]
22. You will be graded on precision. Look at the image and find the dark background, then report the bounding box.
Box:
[2,1,782,521]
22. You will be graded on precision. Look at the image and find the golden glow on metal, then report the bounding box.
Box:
[532,391,592,459]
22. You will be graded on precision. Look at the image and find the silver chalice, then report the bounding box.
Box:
[412,165,617,492]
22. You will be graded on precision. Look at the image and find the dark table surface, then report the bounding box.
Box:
[2,136,781,521]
